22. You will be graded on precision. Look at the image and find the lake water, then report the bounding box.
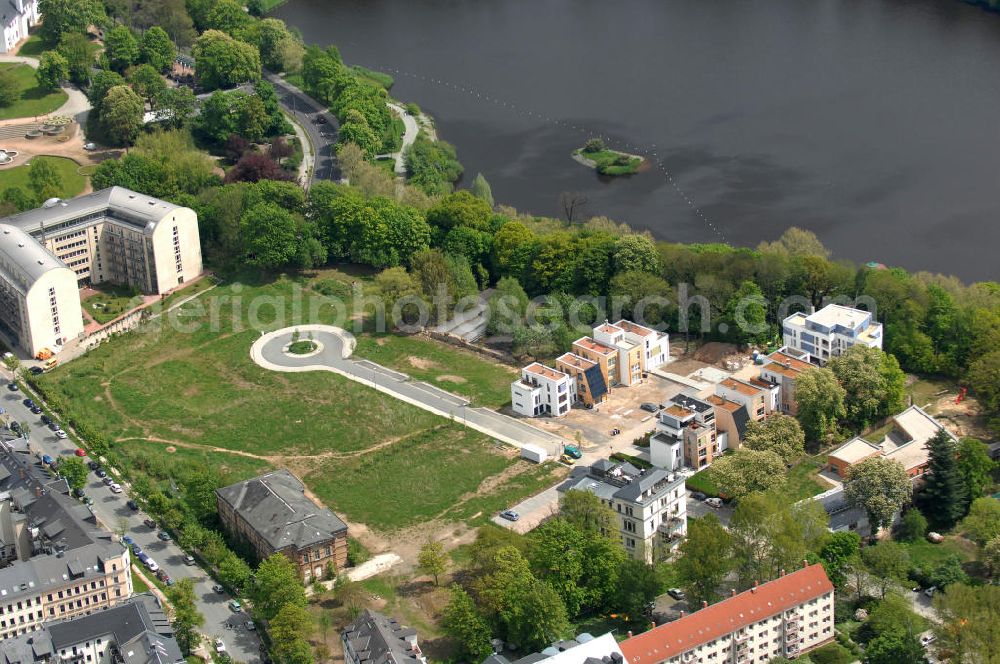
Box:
[275,0,1000,281]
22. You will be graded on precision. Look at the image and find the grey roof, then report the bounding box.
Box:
[0,223,70,295]
[216,469,347,552]
[3,187,181,238]
[670,393,713,413]
[557,460,683,506]
[3,595,184,664]
[342,609,422,664]
[731,404,751,442]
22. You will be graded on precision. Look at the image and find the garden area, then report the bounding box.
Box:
[81,283,143,324]
[0,155,87,200]
[35,273,555,535]
[0,63,67,120]
[573,138,644,176]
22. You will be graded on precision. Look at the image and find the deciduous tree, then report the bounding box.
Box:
[830,345,907,428]
[968,349,1000,414]
[676,515,733,606]
[960,497,1000,545]
[861,541,910,599]
[38,0,103,44]
[844,457,912,536]
[711,449,787,499]
[35,52,68,90]
[28,159,62,199]
[957,437,996,508]
[269,603,314,664]
[165,578,204,654]
[794,366,846,442]
[56,32,92,85]
[442,585,493,661]
[819,531,861,587]
[193,30,261,91]
[101,85,144,146]
[742,414,805,463]
[141,26,176,72]
[0,69,19,107]
[896,508,928,543]
[470,172,495,207]
[613,234,660,274]
[933,584,1000,664]
[58,456,88,491]
[252,553,306,621]
[418,540,448,586]
[105,26,140,73]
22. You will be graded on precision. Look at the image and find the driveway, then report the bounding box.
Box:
[386,102,419,174]
[251,325,566,456]
[490,484,561,533]
[265,73,340,186]
[0,377,263,663]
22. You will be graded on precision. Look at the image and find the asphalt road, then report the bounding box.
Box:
[265,73,340,185]
[254,327,566,455]
[0,381,262,663]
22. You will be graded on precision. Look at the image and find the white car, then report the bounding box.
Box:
[214,638,226,653]
[109,483,123,494]
[921,634,937,646]
[55,430,68,439]
[83,142,96,151]
[145,558,159,572]
[705,497,723,508]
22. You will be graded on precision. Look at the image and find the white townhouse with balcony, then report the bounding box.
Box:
[558,459,687,562]
[593,319,670,373]
[782,304,882,365]
[511,362,575,418]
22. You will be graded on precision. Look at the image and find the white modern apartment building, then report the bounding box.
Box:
[593,319,670,374]
[0,0,38,54]
[782,304,882,365]
[650,394,719,471]
[0,188,203,356]
[758,346,813,415]
[621,564,836,664]
[558,459,687,562]
[511,362,575,418]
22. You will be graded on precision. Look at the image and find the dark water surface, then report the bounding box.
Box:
[276,0,1000,281]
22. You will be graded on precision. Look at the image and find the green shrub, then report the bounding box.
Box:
[404,102,421,116]
[347,537,371,566]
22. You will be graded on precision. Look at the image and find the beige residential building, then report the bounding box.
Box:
[621,564,836,664]
[0,187,203,356]
[651,394,719,471]
[759,347,812,415]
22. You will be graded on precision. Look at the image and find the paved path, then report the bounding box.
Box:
[250,325,565,456]
[265,73,340,186]
[0,54,91,126]
[0,375,262,663]
[386,102,419,175]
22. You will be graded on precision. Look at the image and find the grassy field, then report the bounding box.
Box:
[353,333,516,408]
[0,155,87,199]
[897,534,977,569]
[574,147,642,176]
[38,273,548,532]
[0,63,67,119]
[17,34,102,60]
[82,283,144,324]
[685,454,828,501]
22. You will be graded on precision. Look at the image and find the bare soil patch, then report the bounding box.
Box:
[435,374,467,384]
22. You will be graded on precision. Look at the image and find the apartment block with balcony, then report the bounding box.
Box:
[592,323,645,387]
[511,363,575,418]
[650,394,718,470]
[558,459,687,562]
[555,352,608,408]
[782,304,882,365]
[620,563,835,664]
[0,594,184,664]
[572,336,620,388]
[758,347,812,415]
[611,319,670,371]
[216,469,349,583]
[716,378,768,423]
[706,395,750,452]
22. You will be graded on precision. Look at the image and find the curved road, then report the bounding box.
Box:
[252,326,565,456]
[0,53,91,125]
[265,73,341,186]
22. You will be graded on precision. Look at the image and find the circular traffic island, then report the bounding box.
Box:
[284,337,323,358]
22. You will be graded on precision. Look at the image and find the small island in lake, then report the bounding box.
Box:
[572,138,645,176]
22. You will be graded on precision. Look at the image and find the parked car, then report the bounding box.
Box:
[228,600,242,612]
[560,454,576,465]
[47,422,59,431]
[143,518,156,529]
[73,488,85,498]
[29,366,43,375]
[88,461,99,470]
[122,535,134,546]
[95,469,107,478]
[7,382,17,391]
[9,422,20,433]
[74,448,85,457]
[667,588,686,600]
[499,509,519,522]
[41,415,52,426]
[157,531,171,541]
[55,430,68,439]
[109,483,122,494]
[156,569,169,582]
[22,398,34,408]
[184,555,195,566]
[214,638,226,653]
[145,558,159,572]
[102,476,114,485]
[83,142,96,151]
[30,405,42,414]
[640,402,660,413]
[921,634,937,646]
[41,454,54,465]
[924,587,937,598]
[245,620,256,631]
[83,496,93,506]
[563,445,582,459]
[690,491,707,501]
[212,584,225,594]
[133,544,144,556]
[126,500,139,511]
[705,497,723,508]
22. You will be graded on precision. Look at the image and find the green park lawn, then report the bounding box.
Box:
[0,63,67,120]
[36,274,550,532]
[353,333,516,408]
[685,454,828,501]
[0,155,87,199]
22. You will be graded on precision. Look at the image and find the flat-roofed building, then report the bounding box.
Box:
[592,322,644,386]
[511,362,575,418]
[759,347,812,415]
[555,352,608,407]
[621,564,835,664]
[782,304,883,365]
[651,394,718,470]
[572,336,620,388]
[611,319,669,371]
[558,459,686,562]
[0,188,203,356]
[216,469,349,583]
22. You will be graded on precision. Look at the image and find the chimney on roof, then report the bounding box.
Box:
[650,622,655,630]
[751,581,758,593]
[702,600,708,609]
[626,630,633,639]
[731,589,736,597]
[780,568,786,577]
[803,559,809,568]
[679,611,685,618]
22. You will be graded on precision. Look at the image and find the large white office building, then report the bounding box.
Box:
[782,304,882,365]
[0,188,203,356]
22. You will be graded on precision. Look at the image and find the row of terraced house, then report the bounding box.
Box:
[511,320,670,418]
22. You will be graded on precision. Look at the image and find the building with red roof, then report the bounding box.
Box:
[620,563,835,664]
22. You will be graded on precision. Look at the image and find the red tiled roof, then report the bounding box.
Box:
[620,564,833,663]
[573,336,617,356]
[614,320,655,337]
[524,362,568,381]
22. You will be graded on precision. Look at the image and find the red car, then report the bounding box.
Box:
[74,448,86,457]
